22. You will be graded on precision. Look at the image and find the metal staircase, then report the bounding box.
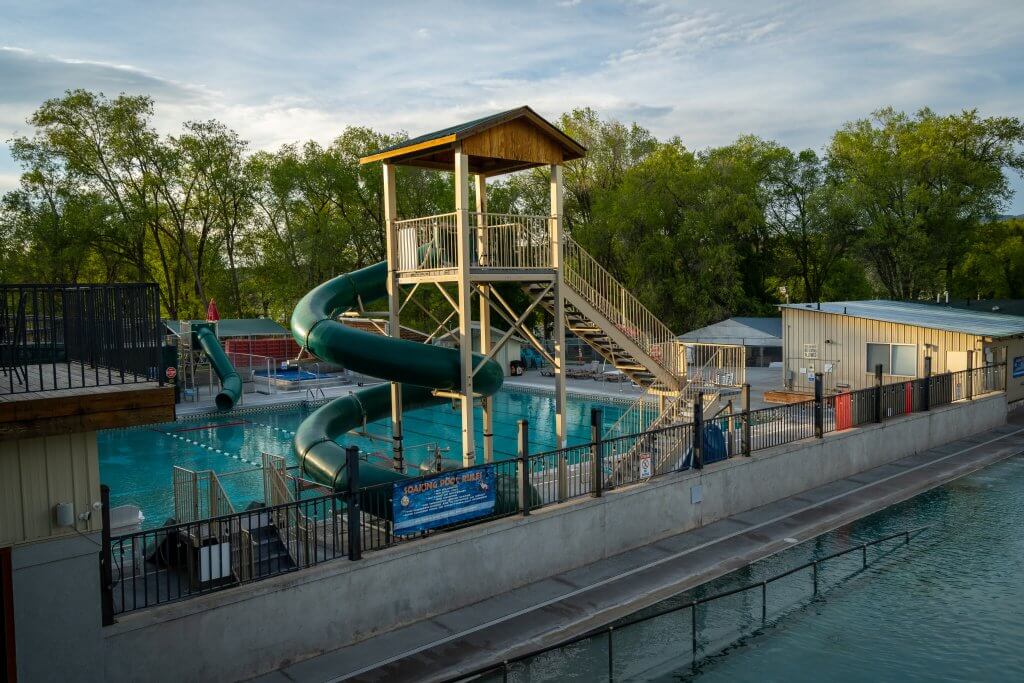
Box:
[523,235,744,455]
[524,236,683,392]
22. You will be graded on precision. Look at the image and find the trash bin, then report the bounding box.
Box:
[510,360,525,376]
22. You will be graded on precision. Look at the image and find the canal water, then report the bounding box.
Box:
[506,453,1024,681]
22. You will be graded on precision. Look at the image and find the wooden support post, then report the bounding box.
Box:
[382,163,404,471]
[476,174,494,463]
[455,148,475,466]
[551,164,568,499]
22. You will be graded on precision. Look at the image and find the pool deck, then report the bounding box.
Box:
[249,408,1024,683]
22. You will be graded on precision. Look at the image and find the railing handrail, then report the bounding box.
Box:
[106,364,1004,618]
[563,236,679,377]
[394,211,457,226]
[442,525,933,682]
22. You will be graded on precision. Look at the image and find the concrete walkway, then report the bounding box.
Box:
[250,409,1024,683]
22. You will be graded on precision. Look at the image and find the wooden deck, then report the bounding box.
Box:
[0,362,175,439]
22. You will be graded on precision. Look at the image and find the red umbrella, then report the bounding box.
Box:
[206,298,221,322]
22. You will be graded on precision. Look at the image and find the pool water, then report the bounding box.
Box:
[254,368,331,381]
[99,389,628,527]
[512,453,1024,682]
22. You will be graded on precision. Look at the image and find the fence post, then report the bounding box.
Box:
[517,419,530,516]
[591,408,603,498]
[346,446,362,561]
[741,383,751,457]
[966,351,974,401]
[693,394,704,470]
[874,364,884,423]
[922,356,931,411]
[99,484,115,626]
[813,372,824,438]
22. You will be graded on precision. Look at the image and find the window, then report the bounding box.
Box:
[866,343,889,374]
[866,342,917,376]
[890,344,917,376]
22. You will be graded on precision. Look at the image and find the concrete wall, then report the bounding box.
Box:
[12,534,104,682]
[101,393,1006,682]
[0,431,101,546]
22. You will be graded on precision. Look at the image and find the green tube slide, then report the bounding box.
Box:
[290,260,506,494]
[194,325,242,411]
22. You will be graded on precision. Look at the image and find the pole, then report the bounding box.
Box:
[874,364,884,423]
[741,383,751,457]
[591,408,603,497]
[517,419,530,516]
[99,484,115,626]
[814,371,824,438]
[346,446,362,561]
[922,355,931,411]
[693,394,704,470]
[966,351,974,401]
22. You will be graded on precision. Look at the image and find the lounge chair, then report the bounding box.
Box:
[567,360,601,379]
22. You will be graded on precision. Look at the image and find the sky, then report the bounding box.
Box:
[1,0,1023,210]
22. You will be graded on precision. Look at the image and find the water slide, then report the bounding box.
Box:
[290,260,505,492]
[193,325,242,411]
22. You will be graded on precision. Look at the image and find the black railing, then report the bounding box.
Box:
[444,526,932,682]
[102,364,1005,616]
[1,283,163,395]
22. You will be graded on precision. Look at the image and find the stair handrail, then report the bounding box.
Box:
[563,237,680,377]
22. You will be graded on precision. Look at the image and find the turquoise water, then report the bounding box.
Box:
[509,453,1024,681]
[99,389,628,526]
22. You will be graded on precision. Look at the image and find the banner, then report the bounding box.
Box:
[393,465,496,535]
[1013,356,1024,379]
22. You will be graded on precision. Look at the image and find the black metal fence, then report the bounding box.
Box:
[1,283,163,395]
[446,526,931,682]
[102,364,1005,617]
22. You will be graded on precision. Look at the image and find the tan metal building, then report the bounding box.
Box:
[780,300,1024,402]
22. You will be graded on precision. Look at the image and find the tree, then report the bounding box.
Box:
[759,141,859,302]
[955,218,1024,298]
[829,107,1024,299]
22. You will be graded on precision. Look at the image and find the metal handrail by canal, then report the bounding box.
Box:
[446,525,932,682]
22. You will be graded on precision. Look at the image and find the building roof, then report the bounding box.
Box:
[679,317,782,346]
[359,106,586,177]
[779,300,1024,338]
[166,318,290,338]
[921,298,1024,318]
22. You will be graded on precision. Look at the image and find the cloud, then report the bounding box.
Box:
[1,1,1023,210]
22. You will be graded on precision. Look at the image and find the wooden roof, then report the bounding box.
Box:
[359,106,586,176]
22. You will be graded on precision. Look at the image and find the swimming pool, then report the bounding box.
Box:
[98,389,630,527]
[254,368,332,381]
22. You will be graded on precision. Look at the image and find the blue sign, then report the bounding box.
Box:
[393,465,496,535]
[1013,356,1024,379]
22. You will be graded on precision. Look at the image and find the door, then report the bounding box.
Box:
[947,351,969,401]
